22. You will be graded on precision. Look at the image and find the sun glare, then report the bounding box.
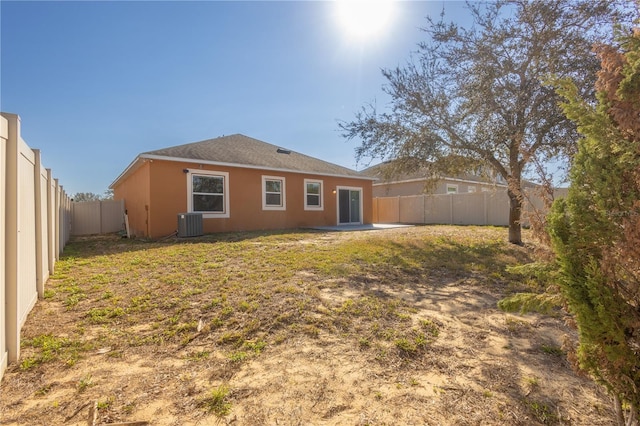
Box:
[336,0,395,41]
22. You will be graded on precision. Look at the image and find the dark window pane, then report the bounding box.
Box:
[306,182,320,195]
[193,194,223,212]
[266,193,281,206]
[265,180,281,193]
[193,175,224,194]
[307,194,320,206]
[350,191,360,222]
[339,189,350,223]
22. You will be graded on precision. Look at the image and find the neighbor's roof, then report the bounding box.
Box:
[111,134,370,188]
[360,162,501,185]
[361,161,539,188]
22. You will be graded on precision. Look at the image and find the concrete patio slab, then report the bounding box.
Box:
[311,223,414,232]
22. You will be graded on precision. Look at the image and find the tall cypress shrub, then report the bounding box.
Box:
[549,28,640,426]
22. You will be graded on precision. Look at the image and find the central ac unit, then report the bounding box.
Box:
[177,213,203,237]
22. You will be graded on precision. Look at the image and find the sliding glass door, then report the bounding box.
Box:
[338,187,362,224]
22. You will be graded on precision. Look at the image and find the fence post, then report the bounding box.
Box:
[0,115,7,380]
[4,113,20,363]
[46,169,55,275]
[33,150,44,299]
[54,179,60,260]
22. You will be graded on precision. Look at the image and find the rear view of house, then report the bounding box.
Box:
[110,134,373,238]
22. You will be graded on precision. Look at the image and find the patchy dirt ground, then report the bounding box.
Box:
[0,226,614,425]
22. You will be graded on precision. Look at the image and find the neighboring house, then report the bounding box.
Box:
[110,134,374,238]
[362,162,539,197]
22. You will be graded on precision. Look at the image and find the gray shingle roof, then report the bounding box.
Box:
[360,162,495,184]
[142,134,364,178]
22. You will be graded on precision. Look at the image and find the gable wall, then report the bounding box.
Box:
[142,160,371,238]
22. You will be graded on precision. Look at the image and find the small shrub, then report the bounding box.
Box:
[77,374,93,393]
[394,338,418,355]
[202,385,232,416]
[540,344,564,357]
[21,334,72,368]
[523,398,558,425]
[87,307,125,323]
[244,340,267,354]
[97,398,113,410]
[186,350,210,361]
[419,319,440,337]
[218,331,244,346]
[228,351,248,363]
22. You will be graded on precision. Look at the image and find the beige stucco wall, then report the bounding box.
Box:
[112,160,151,238]
[372,178,504,197]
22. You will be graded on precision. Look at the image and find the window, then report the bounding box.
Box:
[468,186,476,193]
[187,170,229,218]
[304,179,323,210]
[262,176,286,210]
[446,184,458,194]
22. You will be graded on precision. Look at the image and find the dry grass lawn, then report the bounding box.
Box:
[0,225,614,425]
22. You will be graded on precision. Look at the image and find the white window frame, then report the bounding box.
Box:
[304,179,323,211]
[187,169,230,218]
[446,184,458,194]
[262,175,286,211]
[468,186,476,193]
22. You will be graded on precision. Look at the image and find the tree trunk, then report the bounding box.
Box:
[507,188,523,245]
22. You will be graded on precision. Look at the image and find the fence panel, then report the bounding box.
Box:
[424,195,453,224]
[1,112,70,382]
[374,189,559,227]
[72,201,101,235]
[452,192,487,225]
[376,197,400,223]
[399,196,425,223]
[17,138,38,330]
[3,114,38,369]
[486,191,510,226]
[101,200,124,234]
[71,199,124,236]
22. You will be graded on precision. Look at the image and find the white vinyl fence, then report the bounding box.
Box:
[1,113,72,382]
[373,189,567,226]
[71,199,125,236]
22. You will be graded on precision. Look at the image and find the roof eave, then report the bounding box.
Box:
[109,156,145,190]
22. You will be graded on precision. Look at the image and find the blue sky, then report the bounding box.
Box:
[1,1,468,196]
